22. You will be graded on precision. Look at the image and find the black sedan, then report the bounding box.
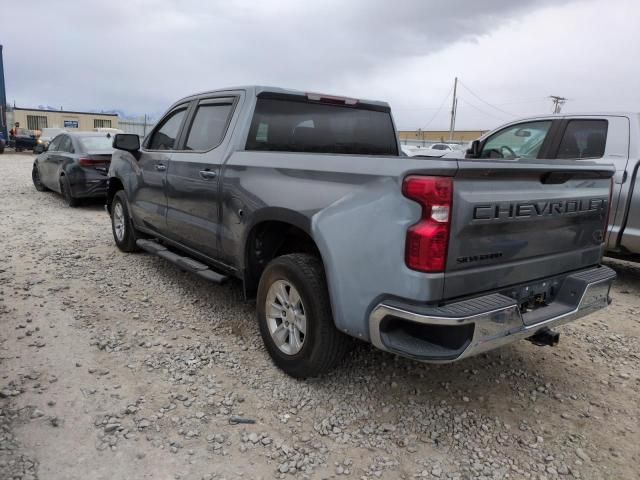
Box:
[11,128,38,151]
[32,132,114,207]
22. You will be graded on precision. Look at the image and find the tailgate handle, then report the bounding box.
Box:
[541,172,573,184]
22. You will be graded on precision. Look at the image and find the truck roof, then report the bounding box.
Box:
[504,112,639,121]
[173,85,391,109]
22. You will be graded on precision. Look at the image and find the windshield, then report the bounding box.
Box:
[79,136,115,151]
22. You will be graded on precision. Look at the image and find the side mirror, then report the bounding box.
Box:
[466,139,481,158]
[113,134,140,153]
[514,128,531,137]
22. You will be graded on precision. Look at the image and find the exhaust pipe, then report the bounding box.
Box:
[527,328,560,347]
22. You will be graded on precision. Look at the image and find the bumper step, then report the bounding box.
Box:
[136,239,228,285]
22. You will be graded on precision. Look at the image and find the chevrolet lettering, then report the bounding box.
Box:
[472,198,607,221]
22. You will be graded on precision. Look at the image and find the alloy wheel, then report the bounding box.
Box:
[265,280,307,355]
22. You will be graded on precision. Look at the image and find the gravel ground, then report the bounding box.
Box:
[0,152,638,480]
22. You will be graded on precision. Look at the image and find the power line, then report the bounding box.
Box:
[457,80,517,117]
[457,95,513,121]
[421,84,454,129]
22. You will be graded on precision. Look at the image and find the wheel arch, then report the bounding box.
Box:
[242,209,324,299]
[106,177,125,214]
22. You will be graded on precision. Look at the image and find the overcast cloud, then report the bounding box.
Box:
[2,0,639,130]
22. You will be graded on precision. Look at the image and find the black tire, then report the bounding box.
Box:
[60,175,79,207]
[32,165,48,192]
[110,190,140,253]
[257,253,351,378]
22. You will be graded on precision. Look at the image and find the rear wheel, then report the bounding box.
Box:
[60,176,79,207]
[111,190,140,252]
[257,254,351,378]
[32,165,48,192]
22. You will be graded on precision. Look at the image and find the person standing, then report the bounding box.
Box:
[9,121,19,148]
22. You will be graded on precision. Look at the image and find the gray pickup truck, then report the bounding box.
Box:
[465,113,640,259]
[106,86,616,377]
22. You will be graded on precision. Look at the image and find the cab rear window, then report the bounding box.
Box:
[246,97,398,155]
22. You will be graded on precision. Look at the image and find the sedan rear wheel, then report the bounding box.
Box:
[32,165,48,192]
[60,176,79,207]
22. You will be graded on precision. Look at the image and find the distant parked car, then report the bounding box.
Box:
[429,143,454,151]
[34,128,67,154]
[0,132,5,154]
[11,128,38,151]
[31,132,114,207]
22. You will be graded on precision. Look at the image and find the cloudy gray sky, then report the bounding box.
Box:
[2,0,639,130]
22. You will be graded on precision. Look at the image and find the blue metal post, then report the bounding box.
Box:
[0,45,7,141]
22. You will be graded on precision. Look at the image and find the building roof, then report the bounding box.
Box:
[14,107,118,117]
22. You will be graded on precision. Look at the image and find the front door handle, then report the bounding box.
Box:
[155,164,166,171]
[199,170,217,179]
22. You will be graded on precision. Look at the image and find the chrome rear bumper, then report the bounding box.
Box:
[369,265,616,362]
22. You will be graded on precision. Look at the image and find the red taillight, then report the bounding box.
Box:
[79,157,110,167]
[306,92,358,105]
[402,176,453,273]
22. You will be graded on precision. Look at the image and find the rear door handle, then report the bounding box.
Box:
[155,164,166,171]
[199,170,217,179]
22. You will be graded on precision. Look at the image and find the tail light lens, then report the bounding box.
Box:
[402,176,453,272]
[79,157,110,167]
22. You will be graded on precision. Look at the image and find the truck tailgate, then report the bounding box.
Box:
[444,159,614,300]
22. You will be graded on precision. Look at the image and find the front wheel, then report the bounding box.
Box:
[111,190,140,252]
[257,254,351,378]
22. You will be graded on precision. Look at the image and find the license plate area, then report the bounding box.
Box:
[501,276,564,314]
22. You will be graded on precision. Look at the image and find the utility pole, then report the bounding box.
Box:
[448,77,458,141]
[549,95,567,114]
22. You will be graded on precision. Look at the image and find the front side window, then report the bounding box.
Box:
[480,121,552,159]
[148,108,187,150]
[556,120,608,159]
[246,97,398,155]
[184,101,234,151]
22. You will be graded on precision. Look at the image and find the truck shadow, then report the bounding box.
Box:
[604,257,640,291]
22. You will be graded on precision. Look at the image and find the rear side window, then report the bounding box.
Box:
[48,136,63,151]
[58,136,74,153]
[148,108,187,150]
[556,120,608,159]
[246,98,398,155]
[184,101,234,151]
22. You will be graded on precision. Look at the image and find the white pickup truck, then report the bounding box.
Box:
[465,113,640,259]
